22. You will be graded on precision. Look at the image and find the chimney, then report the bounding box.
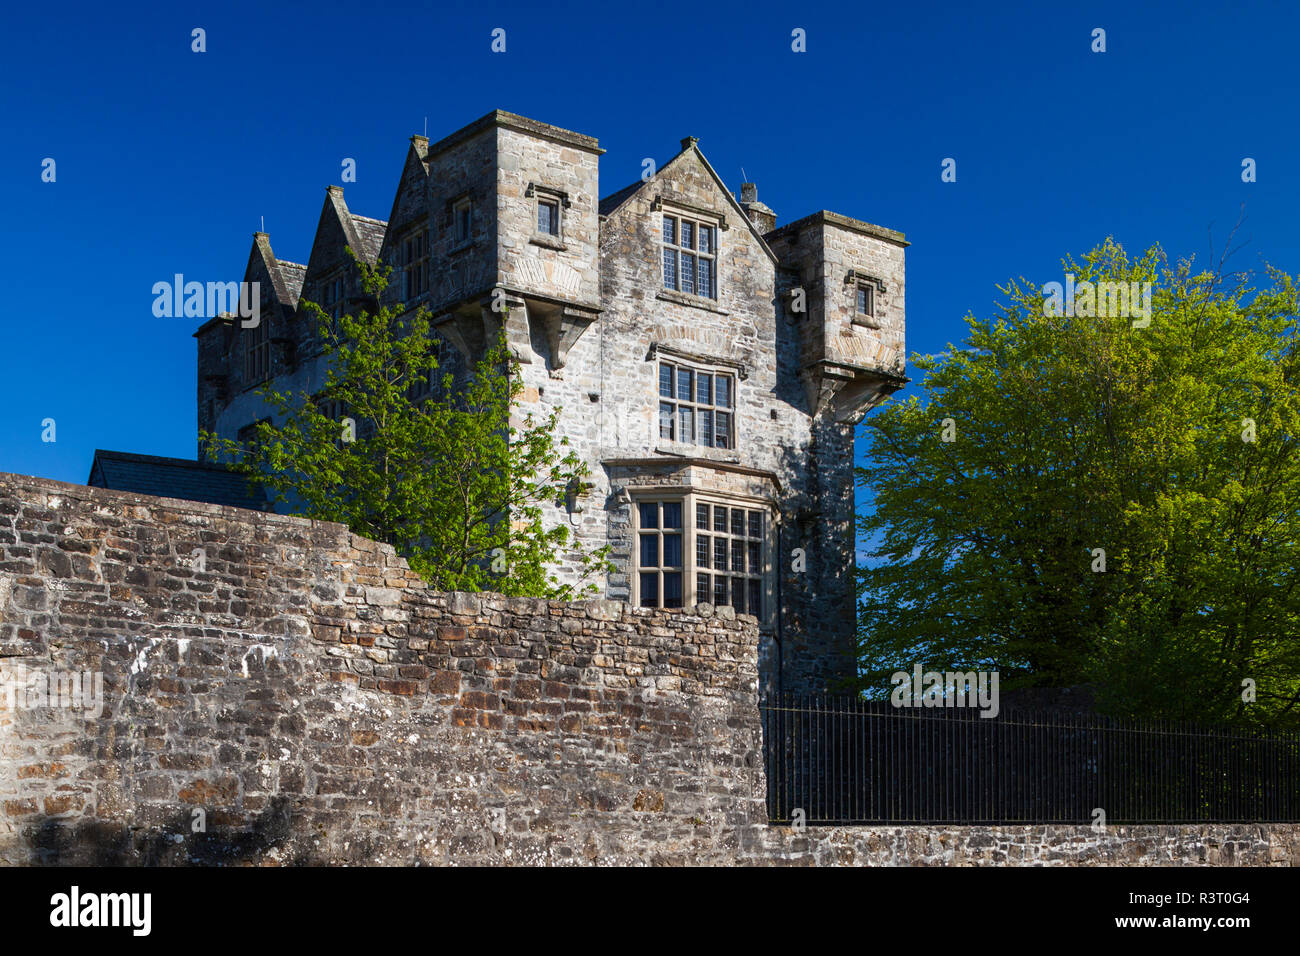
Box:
[738,182,776,234]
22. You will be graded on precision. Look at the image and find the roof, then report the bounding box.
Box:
[425,109,603,159]
[767,210,908,247]
[87,450,270,512]
[350,215,388,263]
[599,180,642,217]
[312,187,386,272]
[278,261,307,304]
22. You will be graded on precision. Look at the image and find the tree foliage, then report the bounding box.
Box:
[856,239,1300,726]
[201,256,610,599]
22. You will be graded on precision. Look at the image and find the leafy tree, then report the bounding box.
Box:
[201,255,610,599]
[856,238,1300,726]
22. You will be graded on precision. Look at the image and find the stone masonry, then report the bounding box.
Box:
[2,474,1297,865]
[194,110,910,698]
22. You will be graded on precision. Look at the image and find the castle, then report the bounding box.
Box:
[190,110,907,696]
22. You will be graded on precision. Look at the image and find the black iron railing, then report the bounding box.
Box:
[761,695,1300,824]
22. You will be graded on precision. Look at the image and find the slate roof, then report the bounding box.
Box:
[599,180,642,217]
[350,215,388,264]
[87,450,270,512]
[277,261,307,304]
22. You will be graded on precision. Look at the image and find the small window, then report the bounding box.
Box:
[321,275,347,320]
[857,284,874,317]
[454,199,472,243]
[538,199,559,236]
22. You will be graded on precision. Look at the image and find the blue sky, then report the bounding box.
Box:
[2,0,1295,489]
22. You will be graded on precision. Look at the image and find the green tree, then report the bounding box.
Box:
[201,256,610,599]
[856,239,1300,726]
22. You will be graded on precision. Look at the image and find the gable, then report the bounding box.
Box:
[600,143,777,266]
[243,234,292,307]
[302,187,386,295]
[382,138,431,250]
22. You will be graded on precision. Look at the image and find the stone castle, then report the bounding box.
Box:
[192,110,908,696]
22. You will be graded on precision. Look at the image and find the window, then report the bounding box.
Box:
[856,283,874,317]
[657,360,734,449]
[662,214,717,298]
[530,185,568,240]
[637,500,684,609]
[849,272,884,327]
[780,270,804,321]
[243,291,270,384]
[323,275,346,319]
[454,198,473,243]
[694,502,765,618]
[401,229,428,299]
[537,198,559,236]
[634,496,768,619]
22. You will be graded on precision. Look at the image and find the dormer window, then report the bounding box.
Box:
[662,214,717,299]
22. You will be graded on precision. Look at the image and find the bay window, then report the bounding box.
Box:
[634,495,769,621]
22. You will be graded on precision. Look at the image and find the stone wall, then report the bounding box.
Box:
[1,473,1296,866]
[761,823,1300,866]
[0,473,767,865]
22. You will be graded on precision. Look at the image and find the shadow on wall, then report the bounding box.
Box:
[26,797,314,866]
